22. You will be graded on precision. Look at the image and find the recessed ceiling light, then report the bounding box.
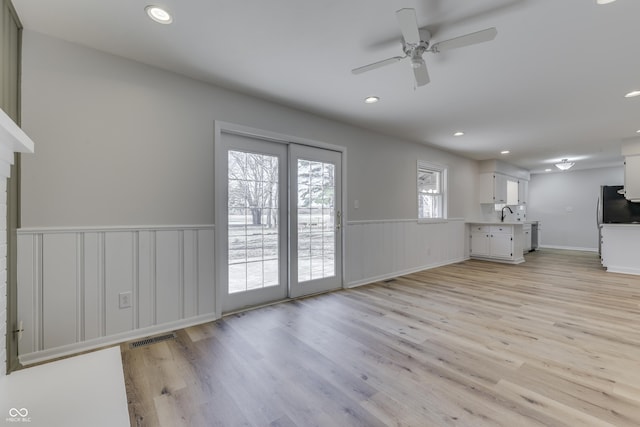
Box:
[145,5,173,24]
[501,150,510,155]
[545,168,552,172]
[636,129,640,133]
[625,90,640,98]
[364,96,379,104]
[596,0,617,4]
[453,131,465,137]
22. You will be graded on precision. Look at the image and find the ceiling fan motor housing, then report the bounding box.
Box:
[402,29,431,58]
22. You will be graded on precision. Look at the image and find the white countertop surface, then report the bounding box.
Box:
[467,220,538,225]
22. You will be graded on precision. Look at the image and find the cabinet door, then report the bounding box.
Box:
[506,179,519,205]
[470,232,490,256]
[523,228,532,252]
[494,174,508,204]
[518,180,528,205]
[478,173,496,203]
[624,156,640,201]
[491,233,513,258]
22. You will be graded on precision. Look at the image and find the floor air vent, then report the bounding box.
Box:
[129,332,177,349]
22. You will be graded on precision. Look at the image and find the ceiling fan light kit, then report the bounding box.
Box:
[555,159,575,170]
[352,8,497,88]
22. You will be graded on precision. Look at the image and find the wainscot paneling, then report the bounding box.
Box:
[17,225,215,364]
[345,219,467,287]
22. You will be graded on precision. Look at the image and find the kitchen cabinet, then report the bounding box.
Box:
[600,224,640,275]
[623,155,640,202]
[468,223,524,264]
[470,225,491,257]
[506,179,518,205]
[479,173,522,205]
[489,225,514,258]
[479,173,508,204]
[523,223,532,252]
[518,180,528,205]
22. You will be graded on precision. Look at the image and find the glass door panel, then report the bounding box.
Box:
[227,151,280,293]
[219,134,288,313]
[290,145,342,298]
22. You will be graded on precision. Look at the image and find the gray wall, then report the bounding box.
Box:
[528,166,623,250]
[20,30,481,228]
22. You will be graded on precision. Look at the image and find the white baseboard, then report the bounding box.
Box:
[604,266,640,276]
[346,256,467,288]
[538,245,598,252]
[19,313,217,366]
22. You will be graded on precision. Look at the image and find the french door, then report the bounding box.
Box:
[289,145,342,298]
[218,132,342,313]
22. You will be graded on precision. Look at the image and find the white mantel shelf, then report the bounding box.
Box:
[0,109,34,155]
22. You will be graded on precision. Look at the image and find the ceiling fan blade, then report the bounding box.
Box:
[412,60,430,87]
[351,56,405,75]
[396,8,421,45]
[431,27,497,53]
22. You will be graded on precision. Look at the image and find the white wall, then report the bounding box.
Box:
[21,31,480,227]
[18,30,479,360]
[528,166,623,250]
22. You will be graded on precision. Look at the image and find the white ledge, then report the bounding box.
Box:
[0,107,35,154]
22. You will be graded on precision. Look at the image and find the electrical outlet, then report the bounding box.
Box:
[119,291,132,309]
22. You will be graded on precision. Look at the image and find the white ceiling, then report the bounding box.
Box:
[12,0,640,173]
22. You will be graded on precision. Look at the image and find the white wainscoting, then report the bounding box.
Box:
[345,219,467,287]
[17,225,215,364]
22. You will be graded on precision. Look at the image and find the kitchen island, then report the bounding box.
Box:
[600,224,640,275]
[467,221,538,264]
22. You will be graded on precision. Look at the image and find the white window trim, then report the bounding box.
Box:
[417,160,448,222]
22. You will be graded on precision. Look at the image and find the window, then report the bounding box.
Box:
[417,160,447,219]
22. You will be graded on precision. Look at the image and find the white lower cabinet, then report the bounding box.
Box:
[469,223,524,264]
[470,226,490,257]
[523,224,532,252]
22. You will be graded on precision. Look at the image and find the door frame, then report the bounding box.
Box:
[213,121,347,317]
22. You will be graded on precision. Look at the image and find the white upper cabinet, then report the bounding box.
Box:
[624,155,640,202]
[518,180,529,205]
[479,173,523,205]
[506,179,518,205]
[478,160,530,206]
[479,173,508,204]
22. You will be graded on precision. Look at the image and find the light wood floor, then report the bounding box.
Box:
[121,249,640,426]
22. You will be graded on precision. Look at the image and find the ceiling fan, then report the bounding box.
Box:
[352,8,498,87]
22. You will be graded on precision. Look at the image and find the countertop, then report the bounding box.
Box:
[466,220,538,225]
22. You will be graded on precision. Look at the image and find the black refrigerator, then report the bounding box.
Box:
[598,185,640,224]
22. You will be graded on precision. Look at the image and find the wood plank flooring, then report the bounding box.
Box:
[121,249,640,426]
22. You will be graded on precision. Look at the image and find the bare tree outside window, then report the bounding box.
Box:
[418,161,447,219]
[227,151,280,293]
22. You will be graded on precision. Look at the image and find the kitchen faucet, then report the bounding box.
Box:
[501,206,513,222]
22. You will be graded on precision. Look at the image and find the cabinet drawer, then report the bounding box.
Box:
[470,225,490,233]
[490,225,512,234]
